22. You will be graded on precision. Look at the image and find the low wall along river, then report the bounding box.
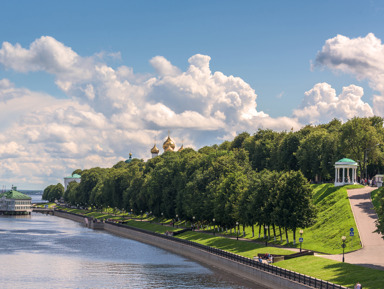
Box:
[52,210,346,289]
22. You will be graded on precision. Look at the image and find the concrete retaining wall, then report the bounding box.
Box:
[53,211,312,289]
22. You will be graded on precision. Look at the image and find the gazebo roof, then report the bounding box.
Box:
[335,158,358,165]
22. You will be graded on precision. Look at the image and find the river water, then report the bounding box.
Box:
[0,212,256,288]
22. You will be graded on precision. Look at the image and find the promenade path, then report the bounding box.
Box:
[318,186,384,270]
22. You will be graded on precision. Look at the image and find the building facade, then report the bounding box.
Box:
[0,186,32,215]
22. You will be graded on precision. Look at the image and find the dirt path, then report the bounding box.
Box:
[317,186,384,270]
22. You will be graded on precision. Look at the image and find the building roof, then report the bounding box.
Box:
[151,144,160,154]
[335,158,358,165]
[163,136,175,151]
[125,153,133,163]
[0,189,32,200]
[65,174,81,179]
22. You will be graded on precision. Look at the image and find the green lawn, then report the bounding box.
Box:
[276,256,384,289]
[198,184,362,254]
[176,231,294,258]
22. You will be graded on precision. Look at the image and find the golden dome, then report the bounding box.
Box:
[163,136,176,151]
[151,144,160,154]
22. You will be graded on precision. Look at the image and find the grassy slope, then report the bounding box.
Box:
[299,184,362,254]
[203,184,362,254]
[176,231,294,258]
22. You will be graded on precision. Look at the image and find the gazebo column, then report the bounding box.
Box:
[342,168,345,184]
[347,168,350,183]
[335,167,338,182]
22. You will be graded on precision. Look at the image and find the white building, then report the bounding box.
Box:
[0,186,32,215]
[64,174,81,191]
[334,158,358,187]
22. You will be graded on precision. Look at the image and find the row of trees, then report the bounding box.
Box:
[61,148,316,243]
[43,116,384,238]
[233,117,384,182]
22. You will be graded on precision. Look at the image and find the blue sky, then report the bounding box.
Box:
[1,1,384,189]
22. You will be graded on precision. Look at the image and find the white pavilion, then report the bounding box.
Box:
[334,158,358,186]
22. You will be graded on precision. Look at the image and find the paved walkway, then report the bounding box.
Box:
[318,186,384,270]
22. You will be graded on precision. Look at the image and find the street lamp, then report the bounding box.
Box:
[161,212,164,225]
[341,236,346,262]
[299,229,304,252]
[265,225,269,246]
[176,214,178,228]
[236,222,239,240]
[140,210,143,221]
[193,216,195,231]
[213,218,216,236]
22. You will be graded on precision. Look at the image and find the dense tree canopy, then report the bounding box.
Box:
[44,117,384,237]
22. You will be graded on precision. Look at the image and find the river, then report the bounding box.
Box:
[0,210,255,288]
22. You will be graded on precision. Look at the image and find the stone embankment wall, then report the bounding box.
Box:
[53,210,312,289]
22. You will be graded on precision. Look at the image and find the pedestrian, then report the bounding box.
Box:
[354,282,362,289]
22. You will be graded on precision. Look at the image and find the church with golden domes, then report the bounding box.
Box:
[150,133,184,158]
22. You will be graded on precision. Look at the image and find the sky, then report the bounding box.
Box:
[1,1,384,189]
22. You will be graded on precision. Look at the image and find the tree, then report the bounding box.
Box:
[273,171,316,244]
[340,117,382,179]
[42,183,64,202]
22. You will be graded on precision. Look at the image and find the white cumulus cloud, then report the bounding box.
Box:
[293,83,373,124]
[315,33,384,115]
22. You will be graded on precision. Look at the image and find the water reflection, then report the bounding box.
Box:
[0,213,254,288]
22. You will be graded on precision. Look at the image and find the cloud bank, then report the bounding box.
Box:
[0,34,381,188]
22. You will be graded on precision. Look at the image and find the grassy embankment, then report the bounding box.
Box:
[46,184,384,288]
[196,183,362,254]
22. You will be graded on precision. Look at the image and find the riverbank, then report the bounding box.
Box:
[52,209,343,289]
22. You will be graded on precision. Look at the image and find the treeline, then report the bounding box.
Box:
[44,116,384,238]
[63,149,316,243]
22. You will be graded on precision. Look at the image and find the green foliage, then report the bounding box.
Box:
[371,187,384,237]
[42,183,64,202]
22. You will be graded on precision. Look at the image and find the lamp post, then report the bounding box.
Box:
[193,216,195,231]
[176,214,178,228]
[341,236,346,262]
[161,212,163,225]
[299,229,304,252]
[265,225,269,246]
[213,218,216,236]
[140,210,143,222]
[236,222,239,240]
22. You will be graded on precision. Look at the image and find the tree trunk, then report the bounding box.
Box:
[243,224,245,237]
[258,224,261,238]
[285,227,289,244]
[279,227,282,241]
[293,228,296,245]
[273,224,276,241]
[252,224,254,238]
